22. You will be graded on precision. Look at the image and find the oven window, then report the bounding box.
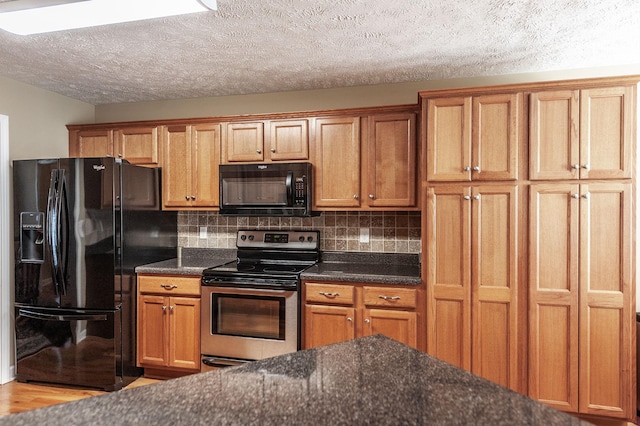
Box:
[212,294,286,340]
[221,177,288,206]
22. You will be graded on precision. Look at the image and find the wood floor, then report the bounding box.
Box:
[0,377,161,417]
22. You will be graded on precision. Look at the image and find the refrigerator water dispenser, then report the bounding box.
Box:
[20,212,44,263]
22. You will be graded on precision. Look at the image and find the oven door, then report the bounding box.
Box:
[201,285,298,364]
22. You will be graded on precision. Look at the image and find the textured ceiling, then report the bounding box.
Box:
[0,0,639,105]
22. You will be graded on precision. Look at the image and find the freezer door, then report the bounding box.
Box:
[14,306,123,391]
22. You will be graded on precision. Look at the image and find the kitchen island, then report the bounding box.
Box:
[1,335,587,425]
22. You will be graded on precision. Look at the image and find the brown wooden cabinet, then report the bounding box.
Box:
[424,184,523,392]
[69,125,160,166]
[137,275,201,378]
[161,123,221,209]
[425,93,521,181]
[303,281,418,350]
[314,112,417,210]
[221,119,309,163]
[528,182,633,419]
[529,86,633,180]
[69,129,114,157]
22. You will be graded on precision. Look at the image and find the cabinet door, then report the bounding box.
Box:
[304,304,355,349]
[137,294,168,367]
[169,297,200,370]
[268,119,309,161]
[426,97,472,181]
[223,122,264,162]
[578,183,633,418]
[363,309,417,349]
[115,126,160,166]
[425,185,471,369]
[529,90,580,180]
[162,125,192,208]
[471,185,521,391]
[528,183,580,413]
[579,86,633,179]
[367,113,416,207]
[70,129,114,158]
[472,93,520,180]
[313,117,361,208]
[191,123,221,207]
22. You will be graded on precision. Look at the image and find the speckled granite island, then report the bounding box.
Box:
[1,336,587,425]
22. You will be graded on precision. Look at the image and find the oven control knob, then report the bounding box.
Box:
[240,235,247,241]
[248,235,254,241]
[307,236,314,242]
[299,236,305,242]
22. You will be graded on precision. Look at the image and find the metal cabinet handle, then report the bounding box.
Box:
[463,195,471,200]
[185,195,190,200]
[464,166,471,172]
[319,291,339,298]
[347,317,353,322]
[368,194,375,199]
[582,193,590,199]
[364,319,370,324]
[572,164,580,170]
[270,147,276,153]
[161,284,178,290]
[378,295,401,301]
[256,149,262,154]
[162,305,167,311]
[572,193,580,199]
[582,163,590,170]
[353,194,359,199]
[191,195,196,200]
[473,166,480,172]
[473,194,480,200]
[170,305,174,311]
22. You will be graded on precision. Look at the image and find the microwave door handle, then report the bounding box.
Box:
[285,171,293,205]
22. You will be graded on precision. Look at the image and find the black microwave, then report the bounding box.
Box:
[219,162,314,217]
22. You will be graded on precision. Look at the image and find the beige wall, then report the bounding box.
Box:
[94,64,640,123]
[0,75,94,161]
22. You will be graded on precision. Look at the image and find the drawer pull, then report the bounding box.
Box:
[378,295,400,301]
[161,284,178,290]
[319,291,339,298]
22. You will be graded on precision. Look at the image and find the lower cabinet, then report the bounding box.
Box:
[303,281,418,350]
[137,274,201,378]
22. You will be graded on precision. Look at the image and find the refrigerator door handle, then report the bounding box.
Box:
[46,169,67,296]
[19,308,108,322]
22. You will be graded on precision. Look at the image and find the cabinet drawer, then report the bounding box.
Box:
[363,287,416,309]
[305,283,355,305]
[138,275,201,296]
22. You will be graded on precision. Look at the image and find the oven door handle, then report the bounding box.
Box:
[202,357,249,369]
[285,171,293,205]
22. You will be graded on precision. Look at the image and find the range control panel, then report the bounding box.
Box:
[236,230,319,250]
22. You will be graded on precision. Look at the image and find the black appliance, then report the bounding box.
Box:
[218,162,314,217]
[12,157,177,391]
[200,230,319,368]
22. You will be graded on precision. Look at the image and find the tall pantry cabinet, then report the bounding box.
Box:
[528,84,635,419]
[420,77,637,422]
[421,91,527,393]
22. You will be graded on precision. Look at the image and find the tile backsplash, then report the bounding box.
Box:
[178,211,421,253]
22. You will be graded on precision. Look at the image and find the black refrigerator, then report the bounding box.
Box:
[13,157,177,391]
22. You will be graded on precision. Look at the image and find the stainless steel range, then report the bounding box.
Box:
[200,229,319,369]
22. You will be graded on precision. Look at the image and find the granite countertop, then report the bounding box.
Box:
[134,248,237,275]
[1,335,587,425]
[135,249,422,285]
[301,251,421,285]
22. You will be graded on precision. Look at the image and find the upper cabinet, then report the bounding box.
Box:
[162,123,221,209]
[69,129,114,158]
[221,119,309,163]
[313,112,418,210]
[313,116,361,208]
[424,93,521,181]
[529,86,634,180]
[69,125,160,167]
[366,113,417,207]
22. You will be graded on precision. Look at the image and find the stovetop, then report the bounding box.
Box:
[201,230,320,285]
